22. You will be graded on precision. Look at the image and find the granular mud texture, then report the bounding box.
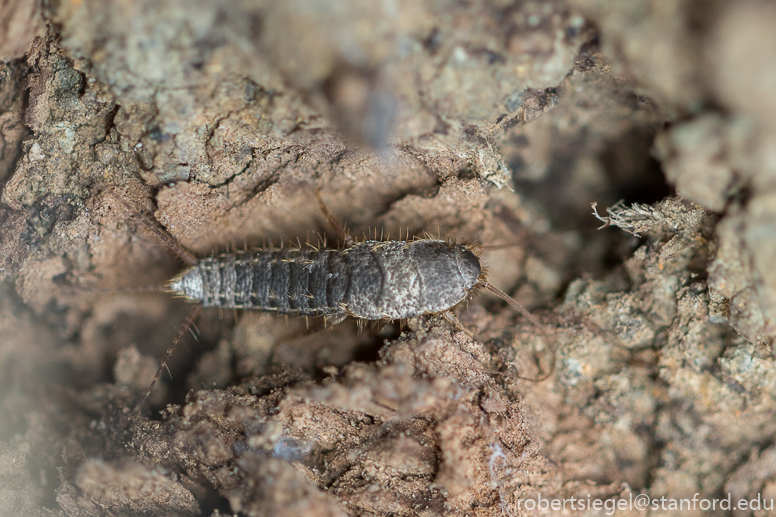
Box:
[2,1,776,516]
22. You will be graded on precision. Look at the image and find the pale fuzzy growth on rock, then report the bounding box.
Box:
[592,197,718,262]
[591,197,714,239]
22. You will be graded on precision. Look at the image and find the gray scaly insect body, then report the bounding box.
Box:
[169,239,483,320]
[97,186,553,414]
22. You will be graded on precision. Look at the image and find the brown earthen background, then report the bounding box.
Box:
[2,0,776,516]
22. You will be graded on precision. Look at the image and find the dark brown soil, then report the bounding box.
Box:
[2,1,776,516]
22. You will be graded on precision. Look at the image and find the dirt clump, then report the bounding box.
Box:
[3,1,776,516]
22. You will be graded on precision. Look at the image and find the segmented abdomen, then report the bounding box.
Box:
[176,248,345,315]
[168,240,482,319]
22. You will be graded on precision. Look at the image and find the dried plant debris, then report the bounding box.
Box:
[592,196,717,260]
[591,197,714,240]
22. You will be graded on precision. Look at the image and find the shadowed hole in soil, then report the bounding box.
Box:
[350,322,401,365]
[598,126,671,205]
[513,126,671,232]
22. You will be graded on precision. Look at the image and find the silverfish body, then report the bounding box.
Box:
[169,239,482,320]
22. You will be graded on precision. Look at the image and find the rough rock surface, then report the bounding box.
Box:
[2,0,776,516]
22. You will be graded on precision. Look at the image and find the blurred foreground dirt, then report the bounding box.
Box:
[2,1,776,516]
